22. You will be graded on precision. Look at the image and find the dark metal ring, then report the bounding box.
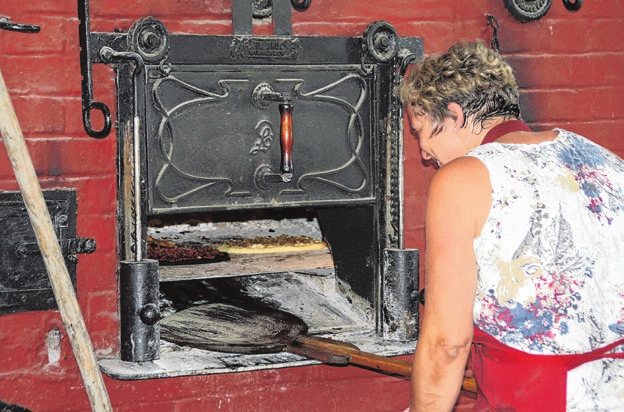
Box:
[127,17,169,64]
[291,0,312,12]
[363,21,399,63]
[252,0,273,18]
[563,0,583,11]
[504,0,552,23]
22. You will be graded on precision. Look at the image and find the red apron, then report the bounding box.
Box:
[471,326,624,412]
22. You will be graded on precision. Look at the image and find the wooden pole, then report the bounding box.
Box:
[0,68,112,412]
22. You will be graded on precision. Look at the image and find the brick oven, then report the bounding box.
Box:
[71,0,425,381]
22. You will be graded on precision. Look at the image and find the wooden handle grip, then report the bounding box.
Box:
[294,336,477,393]
[279,103,293,174]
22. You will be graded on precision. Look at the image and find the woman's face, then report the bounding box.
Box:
[406,107,465,167]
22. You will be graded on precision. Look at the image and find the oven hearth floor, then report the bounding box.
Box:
[100,269,417,380]
[98,332,416,380]
[104,218,418,380]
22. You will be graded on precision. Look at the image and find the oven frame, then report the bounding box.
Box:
[78,1,424,373]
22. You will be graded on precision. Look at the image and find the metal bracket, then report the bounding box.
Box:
[233,0,312,35]
[0,16,40,33]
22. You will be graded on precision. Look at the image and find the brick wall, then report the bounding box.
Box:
[0,0,622,411]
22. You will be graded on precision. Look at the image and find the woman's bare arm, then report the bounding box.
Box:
[410,156,491,411]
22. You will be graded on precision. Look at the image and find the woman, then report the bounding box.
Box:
[398,40,624,411]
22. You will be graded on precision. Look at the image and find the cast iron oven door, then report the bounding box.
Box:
[146,63,375,213]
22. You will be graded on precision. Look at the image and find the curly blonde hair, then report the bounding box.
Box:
[397,40,521,135]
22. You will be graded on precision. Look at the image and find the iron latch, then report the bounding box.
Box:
[16,238,96,263]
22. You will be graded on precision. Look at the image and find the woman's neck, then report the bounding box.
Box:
[481,119,530,145]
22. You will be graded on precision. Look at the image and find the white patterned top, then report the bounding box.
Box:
[467,129,624,411]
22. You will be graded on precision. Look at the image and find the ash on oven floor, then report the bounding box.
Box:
[159,270,372,334]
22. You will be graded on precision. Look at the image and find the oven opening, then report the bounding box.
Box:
[99,206,417,380]
[151,208,374,336]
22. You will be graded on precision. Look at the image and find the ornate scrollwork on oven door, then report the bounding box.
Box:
[150,76,243,205]
[146,66,375,213]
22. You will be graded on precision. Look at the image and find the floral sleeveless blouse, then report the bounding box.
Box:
[467,129,624,411]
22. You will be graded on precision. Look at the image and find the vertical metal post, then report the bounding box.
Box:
[232,0,253,35]
[120,260,160,361]
[382,248,419,341]
[273,0,292,35]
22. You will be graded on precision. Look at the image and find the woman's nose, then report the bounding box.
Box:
[421,150,432,160]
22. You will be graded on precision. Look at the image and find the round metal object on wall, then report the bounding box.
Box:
[563,0,583,11]
[127,17,169,63]
[363,21,399,63]
[253,0,273,18]
[504,0,552,23]
[291,0,312,12]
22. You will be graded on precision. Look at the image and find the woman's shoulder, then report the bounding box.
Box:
[433,156,490,190]
[429,157,491,237]
[437,155,489,176]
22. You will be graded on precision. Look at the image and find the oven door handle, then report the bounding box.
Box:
[253,83,294,182]
[279,102,294,175]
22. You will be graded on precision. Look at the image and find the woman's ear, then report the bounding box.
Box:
[447,102,465,129]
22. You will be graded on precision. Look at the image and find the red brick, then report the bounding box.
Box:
[0,15,77,56]
[1,0,74,15]
[76,213,117,254]
[294,21,370,37]
[310,0,456,23]
[0,55,82,96]
[10,96,66,136]
[510,54,624,89]
[548,1,624,19]
[499,19,624,54]
[163,20,234,36]
[522,86,624,123]
[398,21,481,54]
[63,95,119,139]
[89,0,231,25]
[0,137,116,179]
